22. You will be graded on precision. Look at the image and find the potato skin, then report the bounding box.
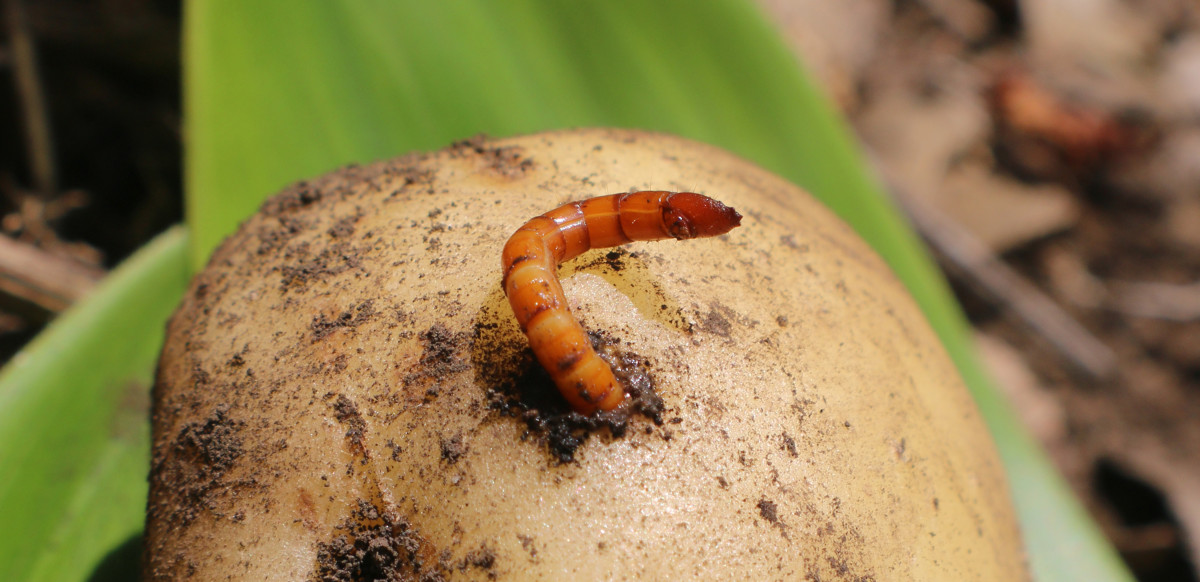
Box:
[146,129,1028,580]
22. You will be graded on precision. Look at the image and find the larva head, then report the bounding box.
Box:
[663,191,743,239]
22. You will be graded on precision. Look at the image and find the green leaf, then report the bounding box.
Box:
[0,227,189,582]
[186,1,885,269]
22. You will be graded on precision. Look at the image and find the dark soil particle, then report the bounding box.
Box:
[603,251,625,271]
[698,304,733,338]
[483,329,665,463]
[326,212,363,239]
[278,242,364,291]
[418,323,469,376]
[440,435,465,464]
[151,405,244,525]
[782,433,798,457]
[574,248,631,274]
[171,405,242,473]
[386,440,403,462]
[382,163,436,197]
[312,300,377,340]
[313,499,471,582]
[402,324,472,400]
[331,394,368,452]
[516,535,537,559]
[457,546,497,573]
[757,498,779,524]
[261,182,323,217]
[257,215,309,256]
[449,134,534,177]
[779,234,809,252]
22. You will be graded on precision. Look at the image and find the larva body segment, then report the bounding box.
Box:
[502,191,742,414]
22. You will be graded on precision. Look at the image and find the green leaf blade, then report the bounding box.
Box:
[0,227,190,582]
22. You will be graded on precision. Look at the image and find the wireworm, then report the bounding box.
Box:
[501,191,742,414]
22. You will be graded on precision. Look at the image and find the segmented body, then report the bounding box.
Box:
[501,191,742,414]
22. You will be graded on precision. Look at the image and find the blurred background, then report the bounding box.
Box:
[761,1,1200,580]
[1,0,1197,580]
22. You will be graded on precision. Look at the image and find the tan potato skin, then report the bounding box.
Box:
[146,129,1029,581]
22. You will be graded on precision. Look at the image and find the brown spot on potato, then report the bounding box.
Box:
[297,488,318,532]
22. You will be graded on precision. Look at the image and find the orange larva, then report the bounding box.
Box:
[501,191,742,414]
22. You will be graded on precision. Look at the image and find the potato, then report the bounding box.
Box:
[146,129,1028,580]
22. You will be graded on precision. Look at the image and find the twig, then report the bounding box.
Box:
[887,180,1118,380]
[1107,280,1200,322]
[0,233,104,317]
[7,0,58,199]
[1042,246,1200,322]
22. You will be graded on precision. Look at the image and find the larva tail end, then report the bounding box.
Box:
[666,192,743,239]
